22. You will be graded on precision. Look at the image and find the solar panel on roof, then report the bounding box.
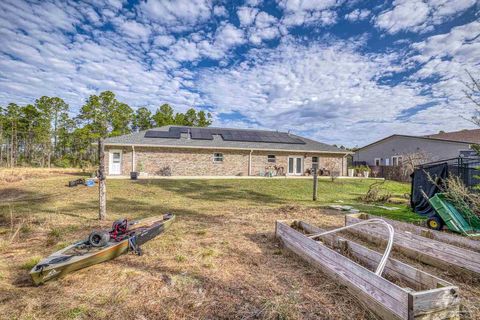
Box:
[144,130,172,138]
[145,127,305,144]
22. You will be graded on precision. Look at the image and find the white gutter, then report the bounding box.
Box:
[103,142,353,155]
[342,154,348,176]
[132,145,136,172]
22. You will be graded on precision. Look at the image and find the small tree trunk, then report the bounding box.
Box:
[10,131,14,168]
[312,169,318,201]
[98,137,106,220]
[54,113,58,158]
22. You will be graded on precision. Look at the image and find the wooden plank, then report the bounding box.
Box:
[345,215,480,277]
[276,221,408,319]
[411,288,460,317]
[351,213,480,253]
[277,221,459,319]
[298,221,453,291]
[412,306,460,320]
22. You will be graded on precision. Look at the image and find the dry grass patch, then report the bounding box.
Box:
[0,171,478,319]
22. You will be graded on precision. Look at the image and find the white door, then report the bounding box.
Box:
[109,150,122,175]
[288,157,303,175]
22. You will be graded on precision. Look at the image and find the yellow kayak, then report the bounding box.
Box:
[30,213,175,285]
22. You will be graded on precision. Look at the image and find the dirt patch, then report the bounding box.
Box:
[0,168,85,184]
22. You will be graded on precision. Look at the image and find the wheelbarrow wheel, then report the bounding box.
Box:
[426,216,444,231]
[88,231,110,247]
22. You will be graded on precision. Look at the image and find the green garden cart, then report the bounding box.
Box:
[427,193,480,236]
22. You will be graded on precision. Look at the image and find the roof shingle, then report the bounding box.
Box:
[425,129,480,144]
[104,126,348,153]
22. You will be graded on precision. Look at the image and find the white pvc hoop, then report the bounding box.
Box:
[307,219,395,277]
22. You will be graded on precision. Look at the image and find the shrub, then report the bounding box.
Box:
[443,176,480,219]
[53,157,72,168]
[360,180,392,203]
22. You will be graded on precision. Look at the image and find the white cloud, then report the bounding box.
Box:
[255,11,278,29]
[0,0,202,112]
[116,19,151,41]
[429,0,477,24]
[277,0,340,27]
[375,0,477,34]
[411,21,480,65]
[213,5,228,17]
[237,6,258,26]
[154,35,176,48]
[137,0,212,30]
[197,39,445,145]
[345,9,371,22]
[167,23,245,62]
[281,9,338,27]
[277,0,339,12]
[214,23,246,49]
[0,0,477,147]
[237,8,281,44]
[375,0,430,34]
[409,21,480,103]
[247,11,280,44]
[170,39,201,62]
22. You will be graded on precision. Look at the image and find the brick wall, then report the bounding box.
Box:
[105,146,346,176]
[249,151,345,176]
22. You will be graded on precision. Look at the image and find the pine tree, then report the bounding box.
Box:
[197,111,212,127]
[78,91,131,220]
[132,107,153,131]
[153,104,175,127]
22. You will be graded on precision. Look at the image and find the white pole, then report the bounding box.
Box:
[132,145,136,172]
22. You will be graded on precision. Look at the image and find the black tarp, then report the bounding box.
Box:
[410,163,448,216]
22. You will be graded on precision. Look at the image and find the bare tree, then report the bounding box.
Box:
[464,70,480,125]
[401,151,429,176]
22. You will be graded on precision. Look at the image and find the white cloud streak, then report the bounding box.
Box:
[375,0,477,34]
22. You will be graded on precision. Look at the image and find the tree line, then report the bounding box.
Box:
[0,91,212,168]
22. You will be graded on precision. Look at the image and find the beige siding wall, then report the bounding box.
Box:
[105,146,346,176]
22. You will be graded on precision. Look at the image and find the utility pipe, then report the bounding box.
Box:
[132,145,136,172]
[342,154,348,176]
[308,219,394,277]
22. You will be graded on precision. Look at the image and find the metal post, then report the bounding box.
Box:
[313,168,318,201]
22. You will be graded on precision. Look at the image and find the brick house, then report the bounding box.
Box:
[103,126,350,177]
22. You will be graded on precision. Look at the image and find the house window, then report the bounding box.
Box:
[392,156,402,166]
[312,156,319,169]
[374,158,381,166]
[385,158,390,166]
[213,153,223,163]
[267,155,276,163]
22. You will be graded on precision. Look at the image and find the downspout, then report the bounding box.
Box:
[132,145,136,173]
[342,154,348,176]
[248,150,253,176]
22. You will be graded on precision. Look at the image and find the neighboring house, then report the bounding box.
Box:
[354,131,477,166]
[424,128,480,144]
[103,126,350,177]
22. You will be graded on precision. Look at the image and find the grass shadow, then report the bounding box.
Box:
[59,196,227,226]
[136,180,285,205]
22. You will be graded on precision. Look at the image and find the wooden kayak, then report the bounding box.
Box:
[30,213,175,285]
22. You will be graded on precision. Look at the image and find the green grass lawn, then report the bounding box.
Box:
[124,178,419,222]
[0,175,420,225]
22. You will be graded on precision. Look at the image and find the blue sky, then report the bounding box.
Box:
[0,0,479,147]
